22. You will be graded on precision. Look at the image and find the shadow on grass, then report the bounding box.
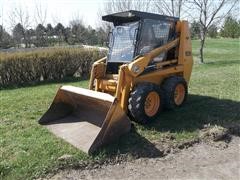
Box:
[150,94,240,132]
[95,94,240,158]
[0,76,87,90]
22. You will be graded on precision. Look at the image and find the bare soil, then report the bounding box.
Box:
[47,134,240,180]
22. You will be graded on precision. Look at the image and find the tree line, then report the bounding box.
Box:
[1,14,239,49]
[0,22,108,49]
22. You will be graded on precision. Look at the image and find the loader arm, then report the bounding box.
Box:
[105,38,180,110]
[114,38,180,111]
[127,38,180,77]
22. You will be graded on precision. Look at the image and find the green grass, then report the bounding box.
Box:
[1,38,240,179]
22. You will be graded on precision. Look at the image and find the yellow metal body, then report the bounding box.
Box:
[90,21,193,111]
[39,21,193,154]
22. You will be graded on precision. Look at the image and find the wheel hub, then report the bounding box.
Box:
[174,84,185,105]
[144,91,160,117]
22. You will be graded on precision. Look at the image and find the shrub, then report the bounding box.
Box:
[0,48,106,87]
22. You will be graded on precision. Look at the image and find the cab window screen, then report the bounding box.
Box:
[137,19,174,62]
[108,21,139,62]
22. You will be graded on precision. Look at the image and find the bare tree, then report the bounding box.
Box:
[9,7,30,28]
[102,0,153,14]
[98,0,154,31]
[154,0,187,18]
[51,14,60,27]
[70,12,85,27]
[187,0,238,63]
[34,1,47,26]
[9,6,30,47]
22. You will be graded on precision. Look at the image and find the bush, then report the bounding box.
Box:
[0,48,106,87]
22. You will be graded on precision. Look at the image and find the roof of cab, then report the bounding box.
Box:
[102,10,179,24]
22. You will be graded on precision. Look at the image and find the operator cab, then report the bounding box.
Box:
[102,10,179,73]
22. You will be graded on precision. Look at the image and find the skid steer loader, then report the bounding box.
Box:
[39,10,193,154]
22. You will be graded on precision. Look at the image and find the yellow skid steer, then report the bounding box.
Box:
[39,10,193,154]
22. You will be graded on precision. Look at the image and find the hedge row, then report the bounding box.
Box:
[0,48,106,87]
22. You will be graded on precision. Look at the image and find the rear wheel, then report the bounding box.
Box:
[161,76,188,109]
[128,83,163,124]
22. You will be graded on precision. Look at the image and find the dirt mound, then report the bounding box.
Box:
[198,125,234,149]
[199,125,229,141]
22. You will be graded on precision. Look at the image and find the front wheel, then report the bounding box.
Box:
[128,83,163,124]
[161,76,188,109]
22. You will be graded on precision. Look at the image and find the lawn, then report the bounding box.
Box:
[1,38,240,179]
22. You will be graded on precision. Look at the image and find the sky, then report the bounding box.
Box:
[0,0,107,31]
[1,0,239,32]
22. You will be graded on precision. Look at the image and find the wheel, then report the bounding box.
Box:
[161,76,188,109]
[128,83,163,124]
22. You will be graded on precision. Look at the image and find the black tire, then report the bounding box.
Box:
[128,83,163,124]
[161,76,188,110]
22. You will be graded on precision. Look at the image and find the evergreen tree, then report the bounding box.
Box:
[0,25,14,49]
[190,21,201,39]
[12,23,25,47]
[35,24,47,47]
[220,16,240,38]
[54,23,65,45]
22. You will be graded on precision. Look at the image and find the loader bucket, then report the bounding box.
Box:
[39,85,131,154]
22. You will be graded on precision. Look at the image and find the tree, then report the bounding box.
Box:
[12,23,25,47]
[220,16,240,38]
[35,24,47,47]
[70,19,87,44]
[190,20,201,39]
[54,23,65,45]
[102,0,153,13]
[45,23,55,45]
[63,27,72,44]
[187,0,238,63]
[207,24,218,38]
[9,6,30,48]
[34,2,47,26]
[154,0,187,18]
[96,27,108,46]
[46,23,54,36]
[25,28,35,47]
[86,26,98,45]
[0,25,14,49]
[99,0,154,31]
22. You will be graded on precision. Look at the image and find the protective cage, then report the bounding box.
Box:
[105,10,178,64]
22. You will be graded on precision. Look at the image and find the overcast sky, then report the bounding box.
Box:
[1,0,107,30]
